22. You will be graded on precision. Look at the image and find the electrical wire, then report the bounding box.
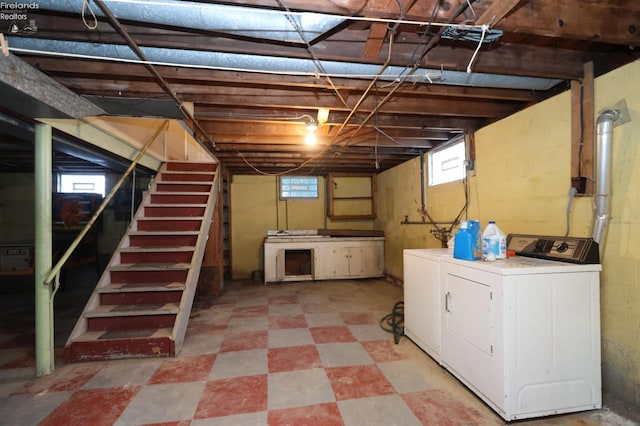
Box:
[275,0,349,110]
[372,127,409,147]
[81,0,98,29]
[466,24,488,73]
[565,186,578,237]
[332,30,396,140]
[336,0,477,148]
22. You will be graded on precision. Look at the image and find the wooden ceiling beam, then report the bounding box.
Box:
[196,107,486,130]
[55,76,518,118]
[475,0,524,26]
[36,61,539,102]
[490,0,640,46]
[363,23,389,60]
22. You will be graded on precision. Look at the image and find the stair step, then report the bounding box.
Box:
[99,281,186,293]
[128,232,199,247]
[149,192,210,204]
[155,182,212,193]
[110,264,190,284]
[166,162,217,172]
[86,303,180,317]
[160,172,215,182]
[64,328,174,362]
[143,204,206,217]
[100,288,184,305]
[86,304,179,331]
[120,247,195,264]
[136,217,203,232]
[119,246,196,252]
[110,262,191,270]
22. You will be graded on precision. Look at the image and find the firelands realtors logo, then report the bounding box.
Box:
[1,2,39,34]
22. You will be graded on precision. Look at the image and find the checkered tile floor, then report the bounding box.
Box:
[0,279,636,425]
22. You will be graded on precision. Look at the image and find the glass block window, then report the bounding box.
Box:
[280,176,319,199]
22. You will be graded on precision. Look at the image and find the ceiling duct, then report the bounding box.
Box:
[8,37,563,91]
[35,0,345,44]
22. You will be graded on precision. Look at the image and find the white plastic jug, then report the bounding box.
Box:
[482,221,506,260]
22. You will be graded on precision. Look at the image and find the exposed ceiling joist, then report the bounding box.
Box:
[1,0,638,175]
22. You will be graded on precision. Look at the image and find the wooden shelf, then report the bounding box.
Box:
[326,173,376,220]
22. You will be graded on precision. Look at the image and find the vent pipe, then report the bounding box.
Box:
[591,104,629,259]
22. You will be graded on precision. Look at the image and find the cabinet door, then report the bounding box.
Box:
[348,242,384,278]
[313,247,337,279]
[332,247,352,277]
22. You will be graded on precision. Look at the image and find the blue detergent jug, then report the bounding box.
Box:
[454,220,480,260]
[467,220,482,259]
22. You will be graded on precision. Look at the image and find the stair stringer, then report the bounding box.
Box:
[170,167,220,354]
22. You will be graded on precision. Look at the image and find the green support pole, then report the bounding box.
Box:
[34,123,54,376]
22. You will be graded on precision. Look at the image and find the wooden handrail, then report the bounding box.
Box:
[43,120,169,289]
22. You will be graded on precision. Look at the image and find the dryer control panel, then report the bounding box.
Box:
[506,234,600,264]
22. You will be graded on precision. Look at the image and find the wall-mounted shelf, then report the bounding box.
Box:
[326,173,376,220]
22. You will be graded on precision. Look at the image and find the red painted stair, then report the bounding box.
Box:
[64,161,218,362]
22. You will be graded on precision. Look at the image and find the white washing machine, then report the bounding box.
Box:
[441,252,601,421]
[403,248,450,364]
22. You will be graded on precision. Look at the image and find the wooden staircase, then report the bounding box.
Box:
[64,161,219,362]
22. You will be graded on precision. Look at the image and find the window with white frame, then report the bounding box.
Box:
[280,176,318,199]
[428,137,467,186]
[58,174,106,197]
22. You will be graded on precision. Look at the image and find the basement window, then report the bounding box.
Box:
[58,174,106,197]
[280,176,318,199]
[428,137,466,186]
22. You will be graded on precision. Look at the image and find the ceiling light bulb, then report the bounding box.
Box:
[305,133,317,145]
[306,118,318,132]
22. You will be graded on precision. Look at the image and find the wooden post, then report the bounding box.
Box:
[571,62,595,195]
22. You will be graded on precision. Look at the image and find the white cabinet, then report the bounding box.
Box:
[316,243,384,279]
[264,237,384,284]
[440,257,601,421]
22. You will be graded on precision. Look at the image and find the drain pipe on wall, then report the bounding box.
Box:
[592,103,630,260]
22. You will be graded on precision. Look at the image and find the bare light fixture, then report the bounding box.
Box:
[305,116,318,132]
[305,132,317,145]
[302,115,318,145]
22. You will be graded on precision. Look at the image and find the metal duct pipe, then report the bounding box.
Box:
[7,38,562,91]
[591,109,620,258]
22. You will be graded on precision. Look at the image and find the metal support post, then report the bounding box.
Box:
[34,123,54,376]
